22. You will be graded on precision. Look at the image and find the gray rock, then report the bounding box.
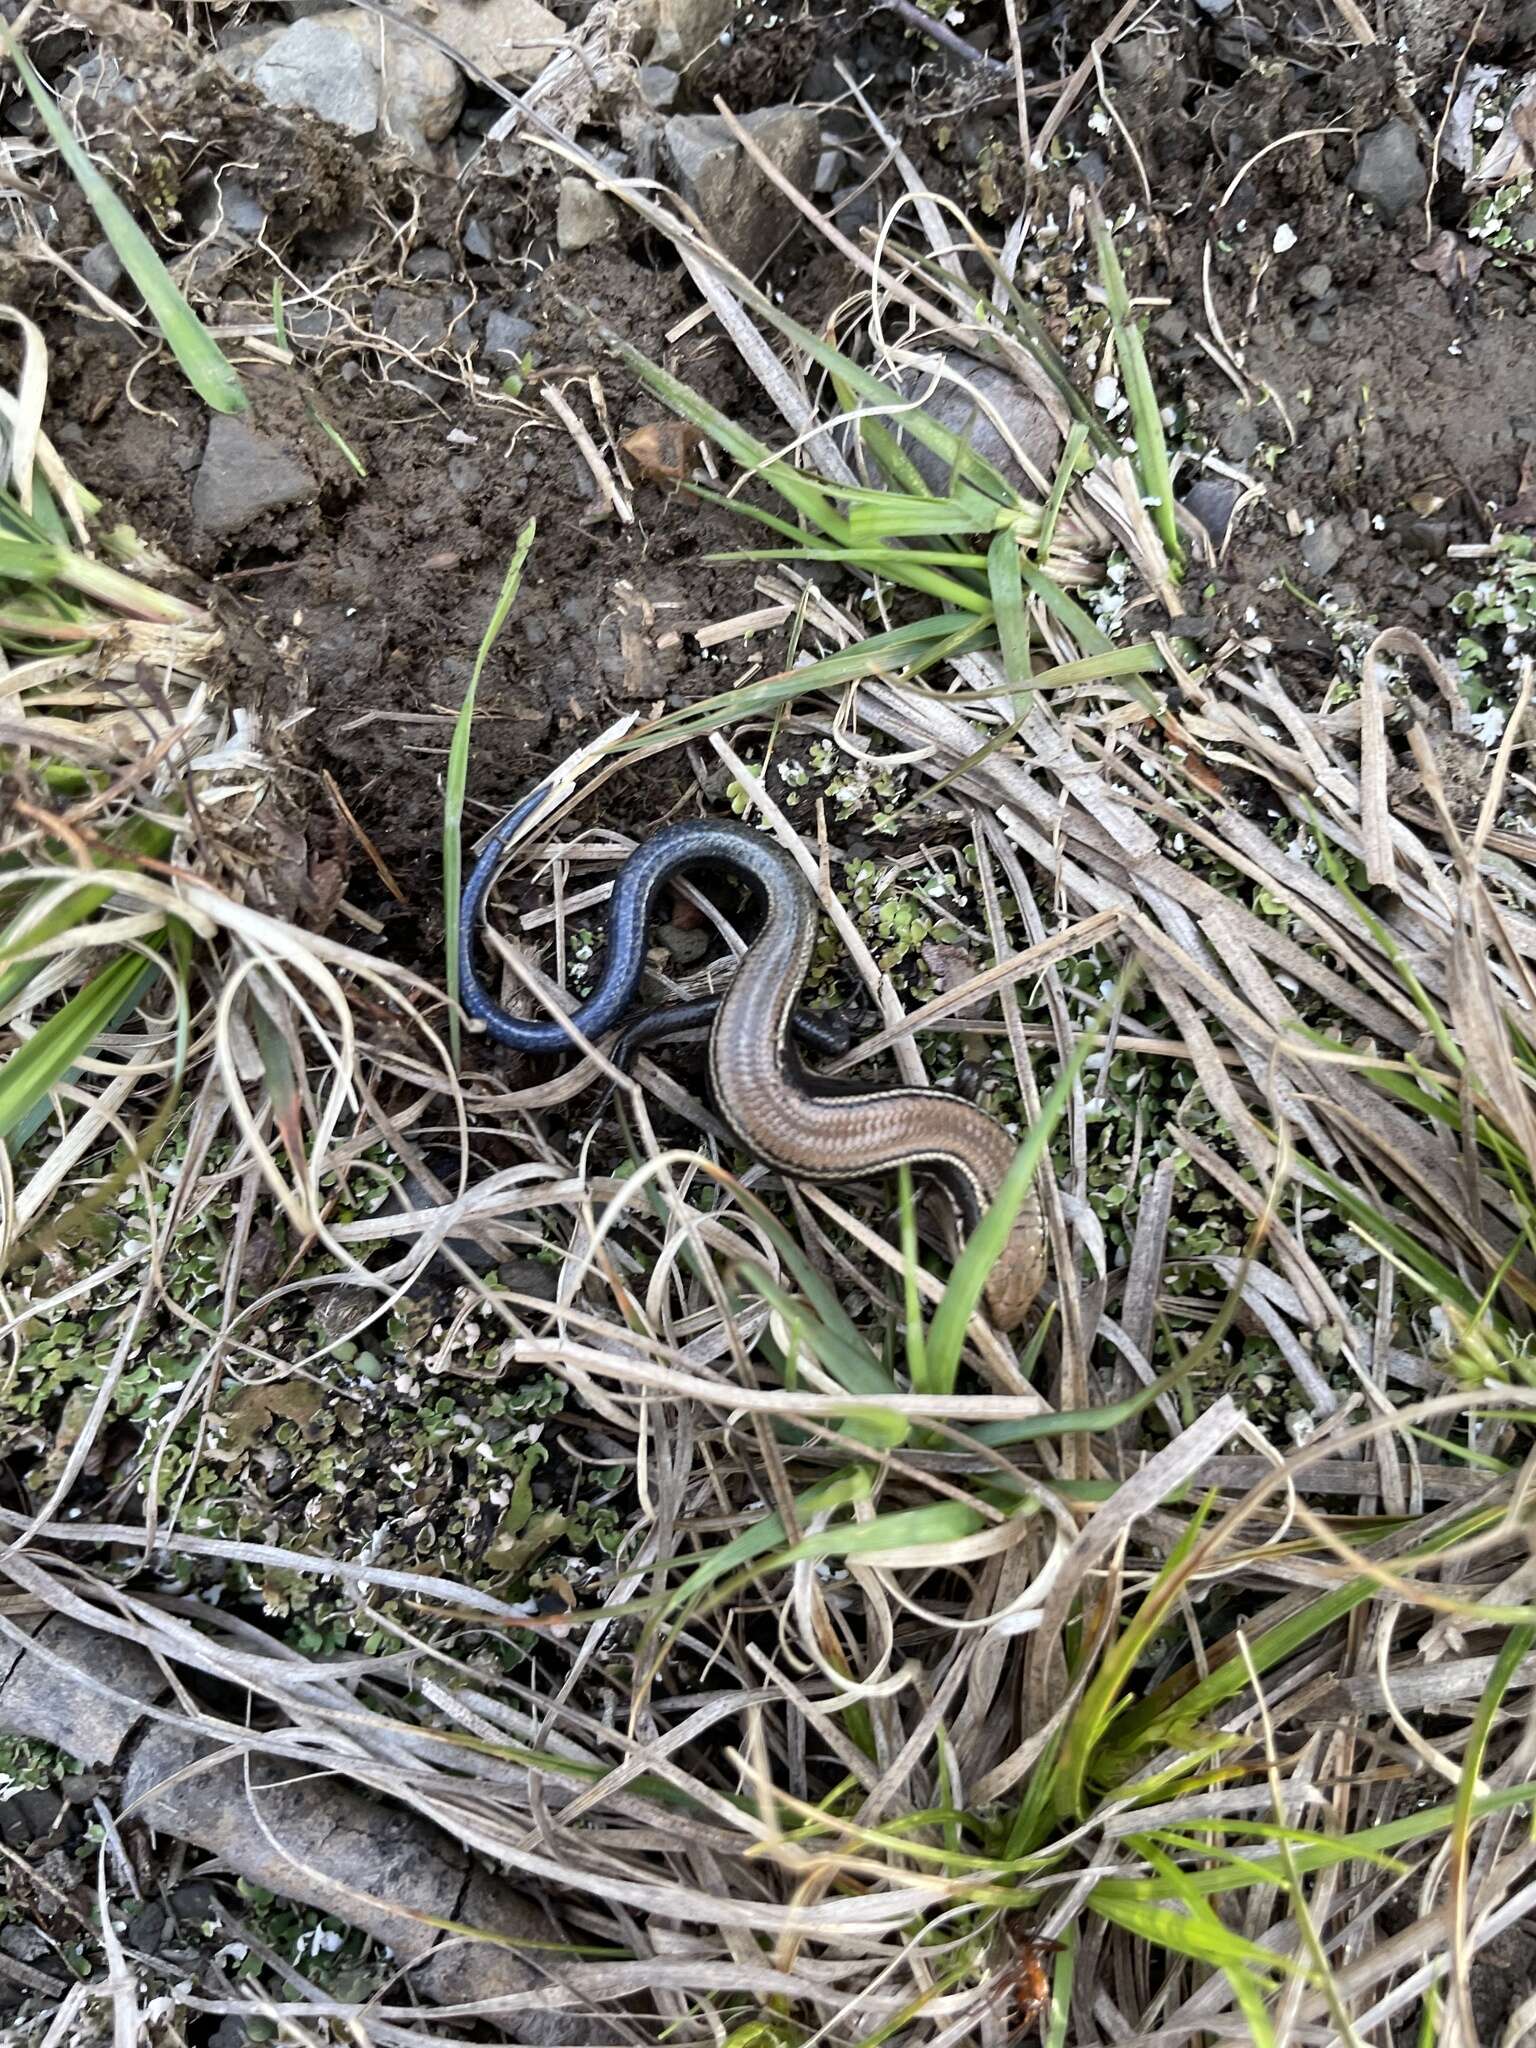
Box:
[1183,477,1240,546]
[1300,517,1346,581]
[1297,261,1332,300]
[1348,118,1426,222]
[406,246,455,279]
[192,416,315,536]
[188,177,268,239]
[372,285,458,354]
[1152,307,1189,346]
[664,104,818,270]
[656,920,711,967]
[884,353,1062,499]
[483,310,535,362]
[284,303,336,345]
[556,176,619,252]
[638,63,679,110]
[814,146,844,192]
[647,0,734,66]
[246,17,381,135]
[79,239,124,296]
[1305,313,1333,345]
[230,10,464,160]
[463,215,495,260]
[418,0,565,84]
[1218,410,1260,462]
[61,52,141,115]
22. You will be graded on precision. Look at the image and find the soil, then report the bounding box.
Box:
[12,0,1533,992]
[2,0,1535,2029]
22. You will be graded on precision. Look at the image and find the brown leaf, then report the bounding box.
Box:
[620,420,706,485]
[1411,229,1491,293]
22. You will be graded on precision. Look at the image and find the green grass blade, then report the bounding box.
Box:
[926,971,1132,1393]
[444,518,535,1063]
[987,528,1031,692]
[1036,421,1090,563]
[0,947,157,1143]
[2,31,247,417]
[1088,200,1181,568]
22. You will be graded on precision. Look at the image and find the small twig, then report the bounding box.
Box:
[542,380,634,525]
[873,0,1012,77]
[1032,0,1144,165]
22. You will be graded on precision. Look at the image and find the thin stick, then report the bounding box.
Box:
[1001,0,1031,166]
[875,0,1011,76]
[542,381,633,525]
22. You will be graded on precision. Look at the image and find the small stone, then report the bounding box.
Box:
[79,240,124,296]
[1152,307,1189,345]
[187,177,268,239]
[62,52,142,115]
[1182,478,1240,546]
[483,309,535,361]
[814,147,844,192]
[656,920,711,967]
[463,216,494,260]
[647,0,734,67]
[1076,149,1107,187]
[1116,34,1160,82]
[1305,313,1332,345]
[556,176,619,252]
[245,17,381,136]
[664,104,818,270]
[1348,118,1426,223]
[231,10,464,160]
[193,416,314,537]
[411,0,564,83]
[638,63,679,110]
[372,286,457,354]
[1218,410,1260,462]
[1297,261,1332,300]
[1300,517,1346,581]
[284,304,335,345]
[406,246,455,279]
[884,353,1061,499]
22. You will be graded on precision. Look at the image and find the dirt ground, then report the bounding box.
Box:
[16,0,1532,977]
[2,0,1535,2034]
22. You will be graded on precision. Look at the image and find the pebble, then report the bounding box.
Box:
[1183,477,1240,546]
[192,416,314,537]
[665,106,819,270]
[463,217,494,260]
[405,246,455,280]
[657,921,712,968]
[556,176,620,252]
[1297,261,1332,300]
[1218,410,1260,462]
[1300,517,1346,581]
[483,309,536,362]
[79,240,124,296]
[814,147,845,193]
[187,177,268,239]
[1348,118,1426,223]
[637,63,679,110]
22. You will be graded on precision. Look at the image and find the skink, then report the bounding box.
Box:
[459,798,1046,1328]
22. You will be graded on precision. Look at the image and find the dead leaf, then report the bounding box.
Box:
[620,420,706,485]
[1411,229,1491,294]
